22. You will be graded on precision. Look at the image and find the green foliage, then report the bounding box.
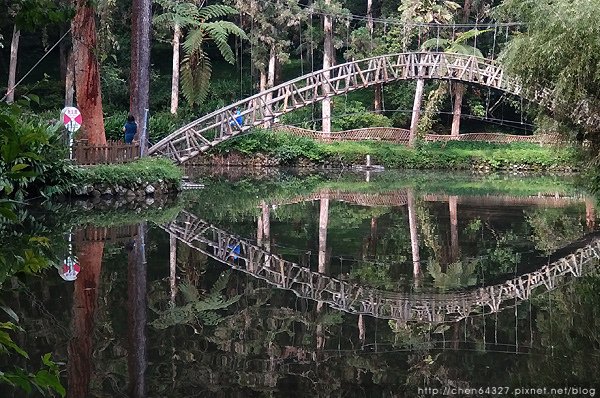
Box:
[210,130,578,171]
[151,271,240,329]
[7,0,73,32]
[77,157,183,187]
[495,0,600,143]
[0,327,65,397]
[331,99,392,131]
[427,259,478,291]
[174,3,247,106]
[0,105,80,200]
[349,261,395,289]
[527,208,585,255]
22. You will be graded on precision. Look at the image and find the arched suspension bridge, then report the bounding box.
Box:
[162,210,600,324]
[149,52,551,164]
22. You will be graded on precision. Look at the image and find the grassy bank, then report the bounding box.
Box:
[211,131,578,170]
[77,157,183,187]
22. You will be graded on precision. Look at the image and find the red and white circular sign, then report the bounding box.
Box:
[61,106,83,133]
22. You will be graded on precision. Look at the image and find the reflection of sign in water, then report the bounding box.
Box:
[62,106,82,132]
[60,256,80,281]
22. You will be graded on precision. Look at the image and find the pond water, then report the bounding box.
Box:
[2,170,600,397]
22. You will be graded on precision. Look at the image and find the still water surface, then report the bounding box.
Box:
[2,170,600,397]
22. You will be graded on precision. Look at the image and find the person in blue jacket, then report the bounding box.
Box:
[229,107,243,129]
[123,114,137,144]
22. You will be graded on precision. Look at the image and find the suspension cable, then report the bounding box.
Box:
[2,28,71,103]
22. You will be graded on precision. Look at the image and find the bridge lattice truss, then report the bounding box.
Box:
[149,52,551,164]
[163,210,600,323]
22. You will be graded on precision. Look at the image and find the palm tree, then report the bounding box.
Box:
[153,0,247,110]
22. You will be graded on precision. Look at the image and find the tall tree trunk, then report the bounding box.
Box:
[586,198,596,232]
[451,82,464,137]
[318,196,329,274]
[369,216,378,256]
[6,25,20,104]
[262,201,271,252]
[374,84,383,114]
[322,0,333,135]
[72,0,106,144]
[409,79,425,147]
[127,223,148,398]
[264,47,276,127]
[407,189,420,280]
[130,0,152,151]
[65,50,75,107]
[449,195,459,263]
[169,234,177,303]
[259,70,267,92]
[170,23,181,115]
[67,241,104,398]
[450,0,472,137]
[367,0,383,113]
[316,196,329,352]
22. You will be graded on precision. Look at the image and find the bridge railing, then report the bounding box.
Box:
[272,124,560,145]
[73,140,140,165]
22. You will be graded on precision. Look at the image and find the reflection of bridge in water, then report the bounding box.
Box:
[269,189,589,209]
[162,210,600,323]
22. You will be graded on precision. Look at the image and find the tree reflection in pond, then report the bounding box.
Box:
[1,171,599,396]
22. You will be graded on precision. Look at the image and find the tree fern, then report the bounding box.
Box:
[150,271,239,330]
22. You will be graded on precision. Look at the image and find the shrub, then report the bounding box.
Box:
[0,104,80,200]
[207,130,578,170]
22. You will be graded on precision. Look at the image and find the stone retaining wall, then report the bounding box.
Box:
[71,179,180,199]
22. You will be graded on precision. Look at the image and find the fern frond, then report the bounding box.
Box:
[454,28,491,45]
[421,38,451,51]
[196,4,238,21]
[179,281,200,303]
[181,54,212,106]
[182,27,205,54]
[209,270,231,297]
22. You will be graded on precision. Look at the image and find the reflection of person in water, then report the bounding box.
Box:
[228,243,241,260]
